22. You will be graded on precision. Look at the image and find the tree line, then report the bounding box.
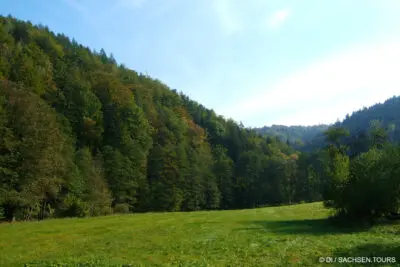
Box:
[0,16,317,221]
[0,16,398,223]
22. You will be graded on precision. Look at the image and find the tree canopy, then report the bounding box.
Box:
[0,16,399,223]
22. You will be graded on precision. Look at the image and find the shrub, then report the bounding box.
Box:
[87,202,113,216]
[113,203,130,214]
[331,146,400,222]
[0,206,4,220]
[59,195,89,218]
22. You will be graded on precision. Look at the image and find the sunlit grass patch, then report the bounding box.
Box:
[1,202,399,266]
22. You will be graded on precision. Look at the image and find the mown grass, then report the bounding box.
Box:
[0,202,399,266]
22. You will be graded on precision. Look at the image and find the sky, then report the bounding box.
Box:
[1,0,400,127]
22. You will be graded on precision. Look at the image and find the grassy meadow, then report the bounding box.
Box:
[0,202,399,266]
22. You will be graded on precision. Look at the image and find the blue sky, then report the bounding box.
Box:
[1,0,400,127]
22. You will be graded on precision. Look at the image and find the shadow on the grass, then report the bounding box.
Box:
[333,243,400,266]
[236,218,372,235]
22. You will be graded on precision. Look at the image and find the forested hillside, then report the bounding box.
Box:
[298,96,400,153]
[341,96,400,132]
[258,97,400,154]
[0,16,311,221]
[340,96,400,153]
[1,16,399,223]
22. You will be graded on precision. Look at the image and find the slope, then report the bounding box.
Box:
[300,95,400,152]
[0,15,301,221]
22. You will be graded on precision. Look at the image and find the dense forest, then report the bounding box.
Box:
[0,16,305,221]
[0,16,399,223]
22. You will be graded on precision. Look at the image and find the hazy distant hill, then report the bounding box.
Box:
[255,124,329,145]
[340,95,400,137]
[256,95,400,152]
[301,95,400,152]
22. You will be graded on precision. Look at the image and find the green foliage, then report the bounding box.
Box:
[294,96,400,152]
[337,145,400,221]
[103,146,138,210]
[320,121,400,222]
[113,203,130,214]
[75,148,113,216]
[342,96,400,143]
[59,194,89,218]
[0,206,4,220]
[368,120,388,149]
[212,145,235,209]
[6,15,398,224]
[324,127,350,153]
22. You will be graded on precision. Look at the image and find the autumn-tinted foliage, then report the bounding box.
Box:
[1,16,398,223]
[0,16,305,220]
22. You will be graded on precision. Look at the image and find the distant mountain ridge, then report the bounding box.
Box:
[255,124,329,145]
[339,95,400,136]
[256,95,400,152]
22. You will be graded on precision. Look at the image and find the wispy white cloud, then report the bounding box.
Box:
[267,8,292,30]
[212,0,242,36]
[219,39,400,126]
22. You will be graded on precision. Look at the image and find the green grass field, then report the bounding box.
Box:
[0,202,399,266]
